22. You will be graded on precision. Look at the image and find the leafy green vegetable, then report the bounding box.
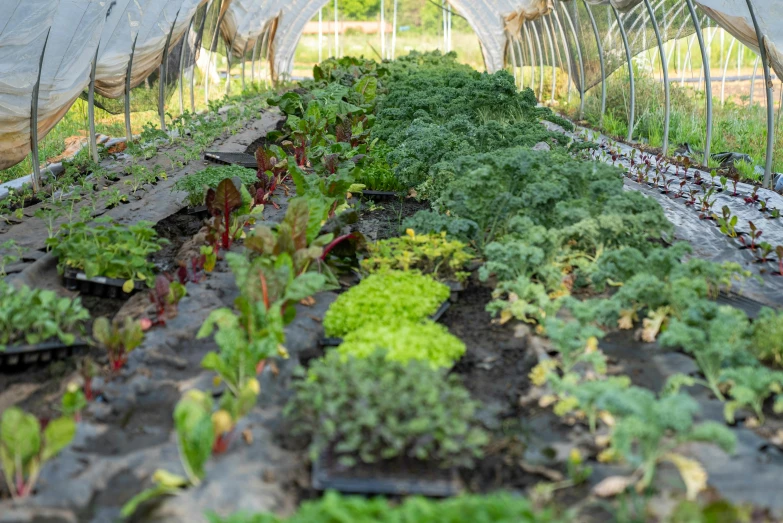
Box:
[208,490,564,523]
[337,320,465,368]
[0,281,89,350]
[285,351,488,468]
[92,316,144,372]
[362,229,473,282]
[173,165,259,207]
[47,217,166,286]
[751,307,783,366]
[323,270,450,337]
[718,366,783,424]
[597,387,736,495]
[0,408,76,498]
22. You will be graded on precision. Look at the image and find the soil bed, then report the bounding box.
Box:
[358,197,430,241]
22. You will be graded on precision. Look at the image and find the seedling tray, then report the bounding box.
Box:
[321,300,451,347]
[204,151,257,169]
[0,339,89,369]
[359,190,401,200]
[312,454,461,497]
[64,268,145,299]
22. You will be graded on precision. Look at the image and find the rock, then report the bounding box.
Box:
[532,141,551,152]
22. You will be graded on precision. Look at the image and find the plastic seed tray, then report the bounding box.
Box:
[0,340,89,369]
[312,454,460,497]
[320,300,452,347]
[204,151,258,169]
[64,268,145,299]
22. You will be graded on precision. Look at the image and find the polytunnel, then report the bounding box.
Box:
[5,0,783,519]
[0,0,781,187]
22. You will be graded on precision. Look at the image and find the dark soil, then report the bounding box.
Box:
[151,208,206,273]
[359,197,430,241]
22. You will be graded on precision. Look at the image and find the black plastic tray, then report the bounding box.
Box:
[320,301,452,347]
[1,340,89,369]
[64,269,145,299]
[204,151,257,169]
[360,190,401,200]
[312,455,460,497]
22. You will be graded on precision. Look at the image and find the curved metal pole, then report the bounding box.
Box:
[125,34,139,143]
[685,0,712,166]
[334,0,339,58]
[750,55,759,107]
[391,0,398,60]
[88,45,100,163]
[698,20,717,94]
[531,21,545,101]
[541,15,557,103]
[612,6,635,141]
[644,0,670,155]
[241,41,248,92]
[559,1,585,118]
[179,15,195,115]
[510,33,521,88]
[523,24,535,95]
[551,7,573,104]
[720,37,736,106]
[744,0,774,187]
[251,33,260,88]
[191,2,211,113]
[205,0,226,106]
[583,1,605,124]
[160,11,180,131]
[515,36,526,90]
[31,28,51,192]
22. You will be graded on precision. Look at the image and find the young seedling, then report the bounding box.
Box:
[92,316,144,372]
[0,408,76,498]
[148,275,187,327]
[685,188,698,206]
[747,221,762,251]
[715,206,738,238]
[756,242,774,263]
[60,382,87,422]
[744,186,760,205]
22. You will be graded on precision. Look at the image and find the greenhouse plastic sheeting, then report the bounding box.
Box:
[696,0,783,80]
[0,0,105,171]
[221,0,277,59]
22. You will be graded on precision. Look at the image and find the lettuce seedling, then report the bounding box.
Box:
[0,408,76,498]
[92,316,144,372]
[362,229,473,283]
[323,271,450,337]
[338,320,465,369]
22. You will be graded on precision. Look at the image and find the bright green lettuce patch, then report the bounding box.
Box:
[338,320,465,368]
[323,270,450,337]
[207,490,564,523]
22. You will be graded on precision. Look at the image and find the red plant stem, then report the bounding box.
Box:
[779,259,783,276]
[213,430,234,454]
[321,233,355,260]
[222,200,231,250]
[84,378,93,402]
[259,272,270,310]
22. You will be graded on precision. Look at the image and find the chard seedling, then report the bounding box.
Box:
[0,408,77,499]
[747,221,762,250]
[756,242,774,263]
[92,316,144,372]
[715,206,738,237]
[744,185,760,205]
[60,382,87,421]
[149,275,187,327]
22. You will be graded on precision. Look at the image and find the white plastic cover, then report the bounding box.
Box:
[221,0,277,58]
[0,0,108,171]
[583,0,642,11]
[696,0,783,80]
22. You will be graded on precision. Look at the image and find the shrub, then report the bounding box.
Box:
[323,270,450,337]
[284,351,488,468]
[173,165,258,207]
[338,320,465,368]
[208,490,563,523]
